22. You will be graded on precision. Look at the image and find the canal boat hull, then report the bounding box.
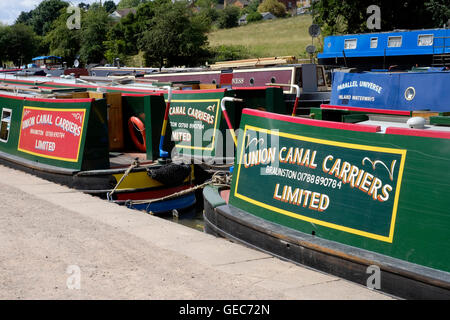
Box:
[203,108,450,299]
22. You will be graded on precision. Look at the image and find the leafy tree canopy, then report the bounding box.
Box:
[312,0,450,36]
[25,0,69,36]
[117,0,147,9]
[138,0,210,68]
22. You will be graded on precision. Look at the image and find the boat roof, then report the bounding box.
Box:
[32,56,62,61]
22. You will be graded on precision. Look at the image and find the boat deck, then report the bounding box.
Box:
[109,152,150,168]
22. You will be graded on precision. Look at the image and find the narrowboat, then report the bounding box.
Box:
[318,28,450,70]
[328,68,450,112]
[0,87,197,214]
[203,107,450,299]
[88,60,331,108]
[0,74,292,163]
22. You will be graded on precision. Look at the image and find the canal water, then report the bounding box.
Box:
[159,206,205,232]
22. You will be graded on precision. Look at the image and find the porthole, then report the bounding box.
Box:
[249,78,255,85]
[270,77,276,84]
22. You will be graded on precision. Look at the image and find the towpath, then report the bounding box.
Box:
[0,164,393,300]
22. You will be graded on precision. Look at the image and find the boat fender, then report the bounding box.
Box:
[128,116,146,152]
[407,117,426,129]
[148,163,192,187]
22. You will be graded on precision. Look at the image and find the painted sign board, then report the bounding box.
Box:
[18,106,86,162]
[168,98,222,152]
[232,125,406,243]
[331,71,450,112]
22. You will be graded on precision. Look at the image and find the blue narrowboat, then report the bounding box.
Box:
[318,28,450,70]
[328,69,450,112]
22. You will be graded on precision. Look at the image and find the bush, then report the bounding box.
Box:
[246,11,262,23]
[217,6,241,29]
[258,0,287,18]
[209,45,250,63]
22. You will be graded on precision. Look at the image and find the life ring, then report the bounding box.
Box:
[128,116,146,152]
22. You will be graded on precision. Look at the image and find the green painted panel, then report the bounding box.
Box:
[0,96,94,170]
[229,112,450,272]
[166,88,286,162]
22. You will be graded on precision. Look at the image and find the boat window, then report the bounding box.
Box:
[418,34,433,46]
[0,108,12,143]
[370,37,378,48]
[270,77,276,84]
[344,39,357,50]
[316,68,325,86]
[295,67,302,87]
[249,78,254,85]
[212,79,216,84]
[388,36,402,47]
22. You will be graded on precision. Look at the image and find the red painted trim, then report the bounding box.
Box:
[172,88,227,94]
[231,86,269,91]
[25,97,94,103]
[242,109,381,133]
[122,93,163,97]
[321,104,411,116]
[0,94,25,100]
[385,127,450,139]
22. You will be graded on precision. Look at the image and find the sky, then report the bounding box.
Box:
[0,0,120,25]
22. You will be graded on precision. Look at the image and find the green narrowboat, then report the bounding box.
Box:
[0,88,198,214]
[203,108,450,299]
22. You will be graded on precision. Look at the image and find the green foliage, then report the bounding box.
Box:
[27,0,69,36]
[258,0,286,18]
[104,9,139,64]
[312,0,443,36]
[209,45,250,63]
[117,0,147,9]
[217,6,241,29]
[0,24,40,66]
[79,6,111,64]
[44,8,81,66]
[425,0,450,27]
[243,0,261,14]
[247,11,263,23]
[138,0,210,68]
[15,11,33,25]
[104,1,118,13]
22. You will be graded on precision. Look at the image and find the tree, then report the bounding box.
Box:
[104,0,118,13]
[117,0,147,9]
[247,11,263,23]
[312,0,442,36]
[138,0,210,68]
[243,0,261,14]
[79,6,111,64]
[44,8,81,66]
[217,6,241,29]
[258,0,287,18]
[104,9,139,64]
[28,0,69,36]
[78,2,90,11]
[3,24,40,66]
[425,0,450,28]
[15,11,33,25]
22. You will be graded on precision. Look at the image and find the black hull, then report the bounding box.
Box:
[203,187,450,300]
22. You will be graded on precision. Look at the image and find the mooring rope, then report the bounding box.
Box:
[107,158,140,201]
[124,170,231,211]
